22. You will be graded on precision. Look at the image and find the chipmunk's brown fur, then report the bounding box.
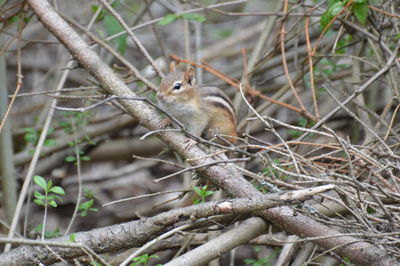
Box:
[157,62,237,144]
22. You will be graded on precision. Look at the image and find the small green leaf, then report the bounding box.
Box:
[320,11,332,30]
[181,13,206,22]
[329,1,345,17]
[34,191,46,200]
[69,233,77,242]
[79,199,93,210]
[34,175,47,190]
[44,139,56,147]
[49,186,65,195]
[320,1,344,30]
[353,3,368,25]
[158,14,179,25]
[24,128,38,144]
[46,179,53,191]
[34,199,44,206]
[7,14,21,24]
[298,117,308,127]
[287,130,302,138]
[91,5,107,22]
[81,155,91,161]
[49,200,57,208]
[205,191,215,197]
[104,14,127,54]
[48,194,63,202]
[192,185,202,196]
[65,156,76,162]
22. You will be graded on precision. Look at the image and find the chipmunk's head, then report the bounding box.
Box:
[157,62,197,105]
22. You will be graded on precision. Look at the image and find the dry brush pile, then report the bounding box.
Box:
[0,0,400,265]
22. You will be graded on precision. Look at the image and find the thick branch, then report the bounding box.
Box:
[0,192,297,265]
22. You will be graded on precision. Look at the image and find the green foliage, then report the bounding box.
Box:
[262,159,281,179]
[104,14,127,54]
[69,233,77,242]
[78,199,98,217]
[339,256,351,265]
[83,188,98,200]
[65,149,91,163]
[24,128,39,145]
[33,175,65,208]
[212,28,233,39]
[58,111,92,134]
[244,257,272,266]
[192,185,215,204]
[58,111,95,163]
[320,0,369,30]
[158,13,206,25]
[336,34,353,54]
[244,247,280,266]
[35,224,62,239]
[352,2,368,25]
[24,127,56,151]
[287,117,314,139]
[314,58,350,78]
[91,4,127,54]
[130,254,159,266]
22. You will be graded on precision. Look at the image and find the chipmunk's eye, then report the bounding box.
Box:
[173,83,181,90]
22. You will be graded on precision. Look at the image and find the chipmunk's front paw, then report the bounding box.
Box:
[158,118,172,129]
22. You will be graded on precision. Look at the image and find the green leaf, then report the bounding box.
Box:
[69,233,77,242]
[65,156,76,162]
[46,179,53,191]
[49,186,65,195]
[287,130,302,138]
[320,11,332,30]
[81,155,91,161]
[34,191,46,200]
[204,191,215,197]
[192,198,200,205]
[329,1,344,17]
[320,1,344,30]
[104,14,127,54]
[34,199,44,206]
[192,185,202,196]
[353,3,368,25]
[158,14,179,25]
[298,117,308,127]
[181,13,206,22]
[44,139,56,147]
[49,200,57,208]
[34,175,47,190]
[91,5,107,22]
[24,128,38,144]
[79,199,94,210]
[48,194,63,202]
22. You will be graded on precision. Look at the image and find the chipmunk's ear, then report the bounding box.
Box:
[184,67,195,85]
[169,61,176,72]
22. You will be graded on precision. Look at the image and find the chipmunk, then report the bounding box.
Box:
[157,62,237,144]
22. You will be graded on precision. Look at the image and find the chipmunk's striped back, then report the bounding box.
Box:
[199,86,237,144]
